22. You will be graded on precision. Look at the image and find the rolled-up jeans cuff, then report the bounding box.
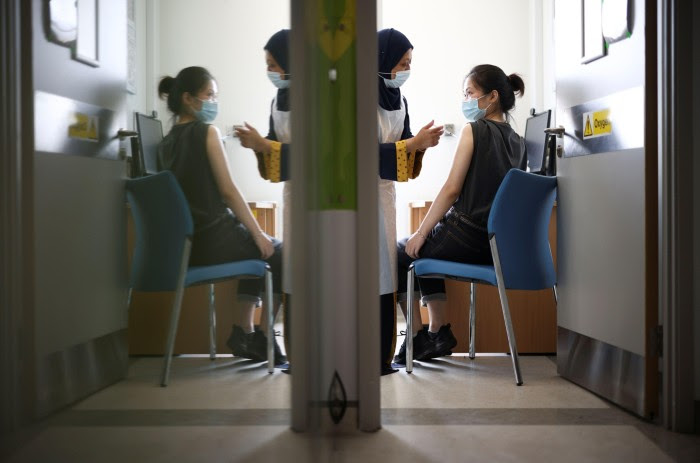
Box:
[397,291,422,303]
[236,294,262,306]
[421,293,447,304]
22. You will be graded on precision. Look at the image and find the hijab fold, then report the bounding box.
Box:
[378,28,413,111]
[264,29,290,111]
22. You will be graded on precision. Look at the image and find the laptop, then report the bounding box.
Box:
[134,112,164,176]
[524,109,552,175]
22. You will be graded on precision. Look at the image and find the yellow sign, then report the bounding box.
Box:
[68,112,99,141]
[582,109,612,140]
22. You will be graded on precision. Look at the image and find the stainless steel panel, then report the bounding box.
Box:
[35,329,128,418]
[34,153,128,358]
[34,90,121,159]
[559,86,644,157]
[557,148,645,355]
[558,326,645,417]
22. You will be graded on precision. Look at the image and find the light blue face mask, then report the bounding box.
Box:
[382,70,410,88]
[267,71,291,89]
[194,99,218,123]
[461,94,491,121]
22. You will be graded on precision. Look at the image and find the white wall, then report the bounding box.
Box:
[138,0,290,237]
[381,0,549,236]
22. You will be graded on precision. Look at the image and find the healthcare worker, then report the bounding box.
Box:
[377,28,443,374]
[235,29,292,365]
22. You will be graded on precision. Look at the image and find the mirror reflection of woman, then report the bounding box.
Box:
[376,28,443,374]
[235,30,292,368]
[157,66,286,365]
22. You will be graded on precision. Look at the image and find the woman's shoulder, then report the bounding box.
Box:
[169,121,216,146]
[476,118,517,135]
[188,120,220,140]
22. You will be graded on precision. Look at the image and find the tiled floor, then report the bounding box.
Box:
[3,355,700,462]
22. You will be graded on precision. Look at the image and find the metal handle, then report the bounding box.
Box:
[544,126,565,138]
[116,129,138,139]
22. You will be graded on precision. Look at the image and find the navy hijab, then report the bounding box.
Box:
[378,28,413,111]
[264,29,290,111]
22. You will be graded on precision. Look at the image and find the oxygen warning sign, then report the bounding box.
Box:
[582,109,612,140]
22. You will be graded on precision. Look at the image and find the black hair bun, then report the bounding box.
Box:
[507,73,525,97]
[158,76,176,99]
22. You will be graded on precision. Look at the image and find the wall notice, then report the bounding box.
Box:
[582,109,612,139]
[68,112,99,142]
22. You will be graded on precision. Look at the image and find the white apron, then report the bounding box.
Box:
[377,98,406,295]
[271,97,293,294]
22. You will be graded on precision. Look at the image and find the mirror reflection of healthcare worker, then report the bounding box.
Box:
[235,29,292,365]
[376,28,444,375]
[156,66,285,366]
[393,64,527,364]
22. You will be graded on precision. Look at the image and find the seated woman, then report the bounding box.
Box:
[157,66,285,365]
[394,64,527,364]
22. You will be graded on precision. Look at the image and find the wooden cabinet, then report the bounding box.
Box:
[408,201,557,353]
[127,202,276,355]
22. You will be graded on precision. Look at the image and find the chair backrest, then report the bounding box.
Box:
[126,171,194,291]
[487,169,558,290]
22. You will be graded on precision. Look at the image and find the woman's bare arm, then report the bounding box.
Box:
[405,123,475,258]
[205,125,274,258]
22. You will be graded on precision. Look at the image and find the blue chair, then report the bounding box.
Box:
[406,169,557,385]
[126,171,276,386]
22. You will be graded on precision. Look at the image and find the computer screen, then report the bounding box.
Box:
[524,110,551,174]
[135,112,164,175]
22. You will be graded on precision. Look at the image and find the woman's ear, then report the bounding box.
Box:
[182,91,194,109]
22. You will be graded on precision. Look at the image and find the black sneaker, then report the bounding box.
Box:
[393,329,433,364]
[381,363,399,375]
[226,325,259,360]
[429,323,458,358]
[250,329,287,366]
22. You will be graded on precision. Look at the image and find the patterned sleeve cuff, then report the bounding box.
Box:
[395,140,409,182]
[410,149,426,179]
[259,141,282,183]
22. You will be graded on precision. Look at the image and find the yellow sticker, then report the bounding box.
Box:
[582,109,612,139]
[68,112,99,141]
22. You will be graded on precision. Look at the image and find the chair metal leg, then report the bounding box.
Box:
[208,284,217,360]
[126,288,133,311]
[406,266,415,374]
[469,282,476,359]
[161,241,191,387]
[490,237,523,386]
[549,244,558,305]
[265,269,274,374]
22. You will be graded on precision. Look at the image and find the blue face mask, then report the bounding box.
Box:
[461,94,491,121]
[267,71,290,89]
[382,70,410,88]
[194,99,218,123]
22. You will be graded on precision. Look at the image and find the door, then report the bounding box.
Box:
[32,0,130,417]
[553,0,658,418]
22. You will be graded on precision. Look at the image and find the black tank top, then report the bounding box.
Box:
[158,121,230,231]
[452,119,527,230]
